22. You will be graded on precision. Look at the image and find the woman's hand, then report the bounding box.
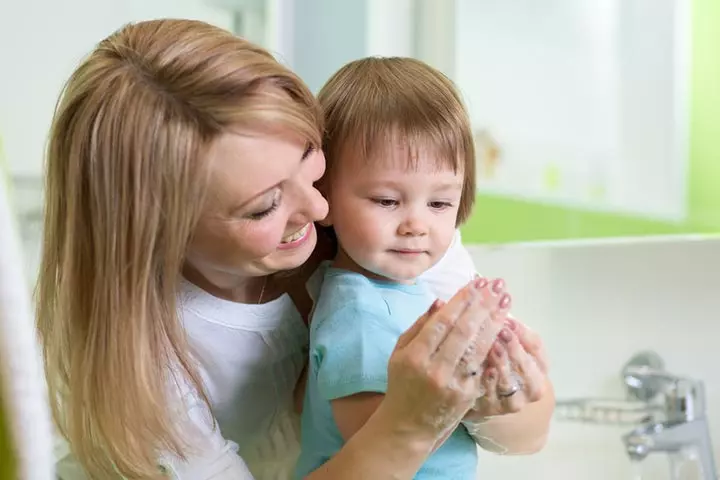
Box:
[379,277,512,445]
[304,278,514,479]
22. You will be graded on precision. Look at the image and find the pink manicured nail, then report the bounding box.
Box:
[499,328,513,343]
[499,293,511,309]
[474,276,489,289]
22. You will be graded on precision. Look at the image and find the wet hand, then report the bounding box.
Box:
[382,277,512,443]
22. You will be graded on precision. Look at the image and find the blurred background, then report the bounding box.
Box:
[1,0,719,478]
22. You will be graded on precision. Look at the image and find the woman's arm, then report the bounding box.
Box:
[167,393,432,480]
[308,400,435,480]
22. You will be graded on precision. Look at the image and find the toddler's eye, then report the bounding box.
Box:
[371,198,399,208]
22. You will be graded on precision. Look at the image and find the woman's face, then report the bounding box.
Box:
[186,129,328,286]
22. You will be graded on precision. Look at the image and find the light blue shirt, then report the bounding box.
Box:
[295,266,477,480]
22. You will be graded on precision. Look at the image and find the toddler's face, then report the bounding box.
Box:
[327,144,464,283]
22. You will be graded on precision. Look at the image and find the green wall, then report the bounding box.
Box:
[462,0,720,244]
[0,382,17,480]
[688,0,720,231]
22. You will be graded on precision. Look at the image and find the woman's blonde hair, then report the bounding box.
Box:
[36,19,321,479]
[318,57,476,224]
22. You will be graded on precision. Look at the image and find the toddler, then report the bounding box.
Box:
[295,57,510,479]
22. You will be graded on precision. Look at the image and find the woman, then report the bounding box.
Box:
[37,19,553,479]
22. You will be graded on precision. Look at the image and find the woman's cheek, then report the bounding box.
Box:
[241,220,286,256]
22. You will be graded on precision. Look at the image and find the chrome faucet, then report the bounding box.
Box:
[621,362,717,479]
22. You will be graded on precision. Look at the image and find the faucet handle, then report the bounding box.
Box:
[624,365,687,386]
[624,365,706,422]
[621,351,667,402]
[621,351,707,422]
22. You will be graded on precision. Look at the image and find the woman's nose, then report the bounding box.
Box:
[288,178,329,225]
[304,185,329,223]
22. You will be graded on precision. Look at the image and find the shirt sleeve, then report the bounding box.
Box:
[56,403,255,480]
[314,303,398,401]
[420,230,479,302]
[158,393,256,480]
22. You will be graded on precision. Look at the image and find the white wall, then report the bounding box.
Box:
[0,0,415,178]
[0,0,233,177]
[0,0,241,284]
[468,236,720,479]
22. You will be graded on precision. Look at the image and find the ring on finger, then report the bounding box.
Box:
[510,369,525,389]
[497,382,519,398]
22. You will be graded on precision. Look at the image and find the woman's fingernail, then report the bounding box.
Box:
[474,276,489,289]
[506,318,517,330]
[499,328,513,343]
[499,293,511,309]
[487,368,497,381]
[492,278,505,294]
[494,344,504,357]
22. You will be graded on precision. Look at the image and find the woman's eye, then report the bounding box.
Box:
[247,192,282,220]
[302,144,315,160]
[247,201,279,220]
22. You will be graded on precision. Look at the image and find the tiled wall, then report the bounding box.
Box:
[468,236,720,479]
